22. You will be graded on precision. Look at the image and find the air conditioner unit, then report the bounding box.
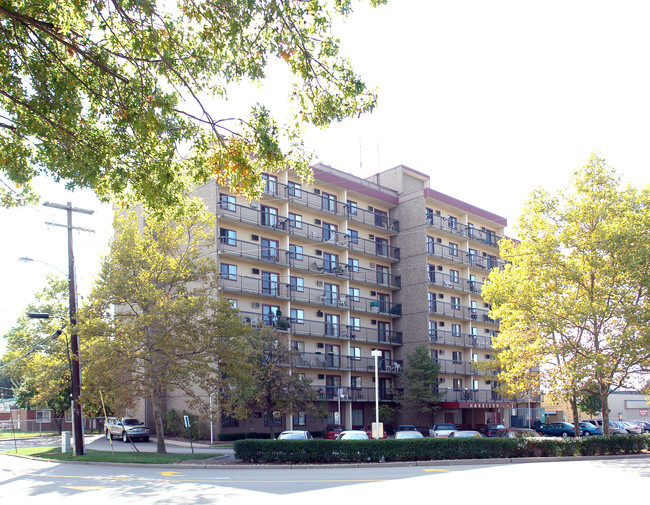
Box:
[317,343,324,348]
[250,201,259,208]
[318,374,325,380]
[439,350,445,355]
[251,302,260,309]
[314,189,321,194]
[369,234,374,239]
[486,380,491,385]
[369,262,376,268]
[439,378,446,383]
[316,280,323,286]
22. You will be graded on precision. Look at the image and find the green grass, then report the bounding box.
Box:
[3,446,222,464]
[0,430,59,439]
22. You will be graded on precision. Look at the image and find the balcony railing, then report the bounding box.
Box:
[237,310,402,345]
[311,385,399,402]
[439,389,504,402]
[218,238,401,289]
[426,214,501,248]
[427,270,483,294]
[428,300,497,323]
[426,241,504,270]
[261,181,400,233]
[429,329,492,349]
[220,275,402,317]
[218,202,400,261]
[293,352,403,374]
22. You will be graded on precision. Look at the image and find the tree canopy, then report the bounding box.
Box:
[80,209,250,453]
[398,344,441,425]
[483,154,650,434]
[1,0,385,213]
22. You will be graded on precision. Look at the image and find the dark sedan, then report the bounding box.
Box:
[537,422,576,437]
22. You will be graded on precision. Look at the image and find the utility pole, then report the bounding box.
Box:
[44,201,94,456]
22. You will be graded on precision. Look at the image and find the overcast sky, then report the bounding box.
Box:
[2,0,650,342]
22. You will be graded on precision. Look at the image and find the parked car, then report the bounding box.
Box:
[277,430,313,440]
[481,423,506,437]
[336,430,370,440]
[105,417,150,442]
[364,425,387,439]
[584,419,627,434]
[449,430,483,438]
[632,421,650,433]
[578,422,602,436]
[537,422,576,438]
[396,425,418,432]
[618,421,644,434]
[429,423,457,438]
[395,431,424,439]
[495,428,540,438]
[324,425,344,439]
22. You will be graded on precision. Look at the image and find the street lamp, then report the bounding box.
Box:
[371,349,381,438]
[18,257,68,278]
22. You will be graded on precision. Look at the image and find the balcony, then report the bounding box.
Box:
[428,299,497,323]
[293,352,403,375]
[237,310,402,345]
[219,275,401,317]
[311,385,400,402]
[426,241,504,270]
[427,270,483,294]
[218,202,400,261]
[429,329,492,349]
[439,389,504,402]
[261,181,400,233]
[218,238,401,289]
[425,214,501,248]
[435,358,480,375]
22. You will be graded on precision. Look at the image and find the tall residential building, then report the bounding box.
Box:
[193,162,535,434]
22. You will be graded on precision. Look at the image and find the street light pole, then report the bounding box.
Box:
[371,349,381,438]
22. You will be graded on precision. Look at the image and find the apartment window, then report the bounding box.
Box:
[260,205,277,227]
[449,242,458,256]
[219,228,236,246]
[378,321,391,342]
[219,194,236,212]
[351,376,362,388]
[428,264,436,282]
[290,308,304,324]
[323,252,338,273]
[348,229,359,244]
[485,229,496,246]
[447,216,457,230]
[324,313,339,337]
[453,378,463,390]
[322,192,337,212]
[351,346,361,360]
[377,293,390,313]
[220,263,237,280]
[346,200,358,215]
[288,212,303,229]
[323,222,337,241]
[375,209,388,228]
[261,238,279,261]
[376,265,389,286]
[375,237,389,256]
[451,323,461,337]
[428,292,437,313]
[426,208,434,225]
[289,244,303,260]
[288,181,302,197]
[472,353,479,363]
[262,304,280,326]
[292,340,305,353]
[228,299,238,308]
[290,276,304,292]
[262,272,279,295]
[349,317,360,330]
[467,223,474,238]
[262,173,277,194]
[292,412,306,426]
[451,296,460,310]
[427,236,435,254]
[324,283,338,305]
[348,258,359,272]
[429,320,437,340]
[452,351,462,364]
[348,287,360,302]
[470,300,478,319]
[449,269,459,283]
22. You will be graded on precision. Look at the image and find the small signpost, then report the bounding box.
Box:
[184,415,194,454]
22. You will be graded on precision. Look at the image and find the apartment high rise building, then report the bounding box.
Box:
[195,162,532,434]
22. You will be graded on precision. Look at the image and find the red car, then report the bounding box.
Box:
[324,425,344,439]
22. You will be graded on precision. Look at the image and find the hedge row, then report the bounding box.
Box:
[233,435,649,464]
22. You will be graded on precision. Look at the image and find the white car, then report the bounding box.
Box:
[277,430,313,440]
[336,430,370,440]
[429,423,457,437]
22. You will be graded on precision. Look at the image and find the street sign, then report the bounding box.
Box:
[184,415,191,428]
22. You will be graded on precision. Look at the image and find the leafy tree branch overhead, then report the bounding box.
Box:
[0,0,385,213]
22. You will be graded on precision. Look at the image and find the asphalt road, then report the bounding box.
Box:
[1,435,649,505]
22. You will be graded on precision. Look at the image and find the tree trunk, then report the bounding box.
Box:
[570,394,580,437]
[151,391,167,453]
[600,384,610,435]
[267,409,276,439]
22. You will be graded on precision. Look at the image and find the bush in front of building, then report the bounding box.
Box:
[233,434,648,464]
[218,432,272,441]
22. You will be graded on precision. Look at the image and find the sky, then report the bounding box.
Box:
[2,0,650,345]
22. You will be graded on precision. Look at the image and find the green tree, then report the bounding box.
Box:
[80,209,249,453]
[483,154,650,435]
[0,0,385,213]
[227,326,317,439]
[398,344,442,426]
[1,276,74,431]
[577,392,602,418]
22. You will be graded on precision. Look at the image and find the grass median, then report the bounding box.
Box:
[4,446,222,464]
